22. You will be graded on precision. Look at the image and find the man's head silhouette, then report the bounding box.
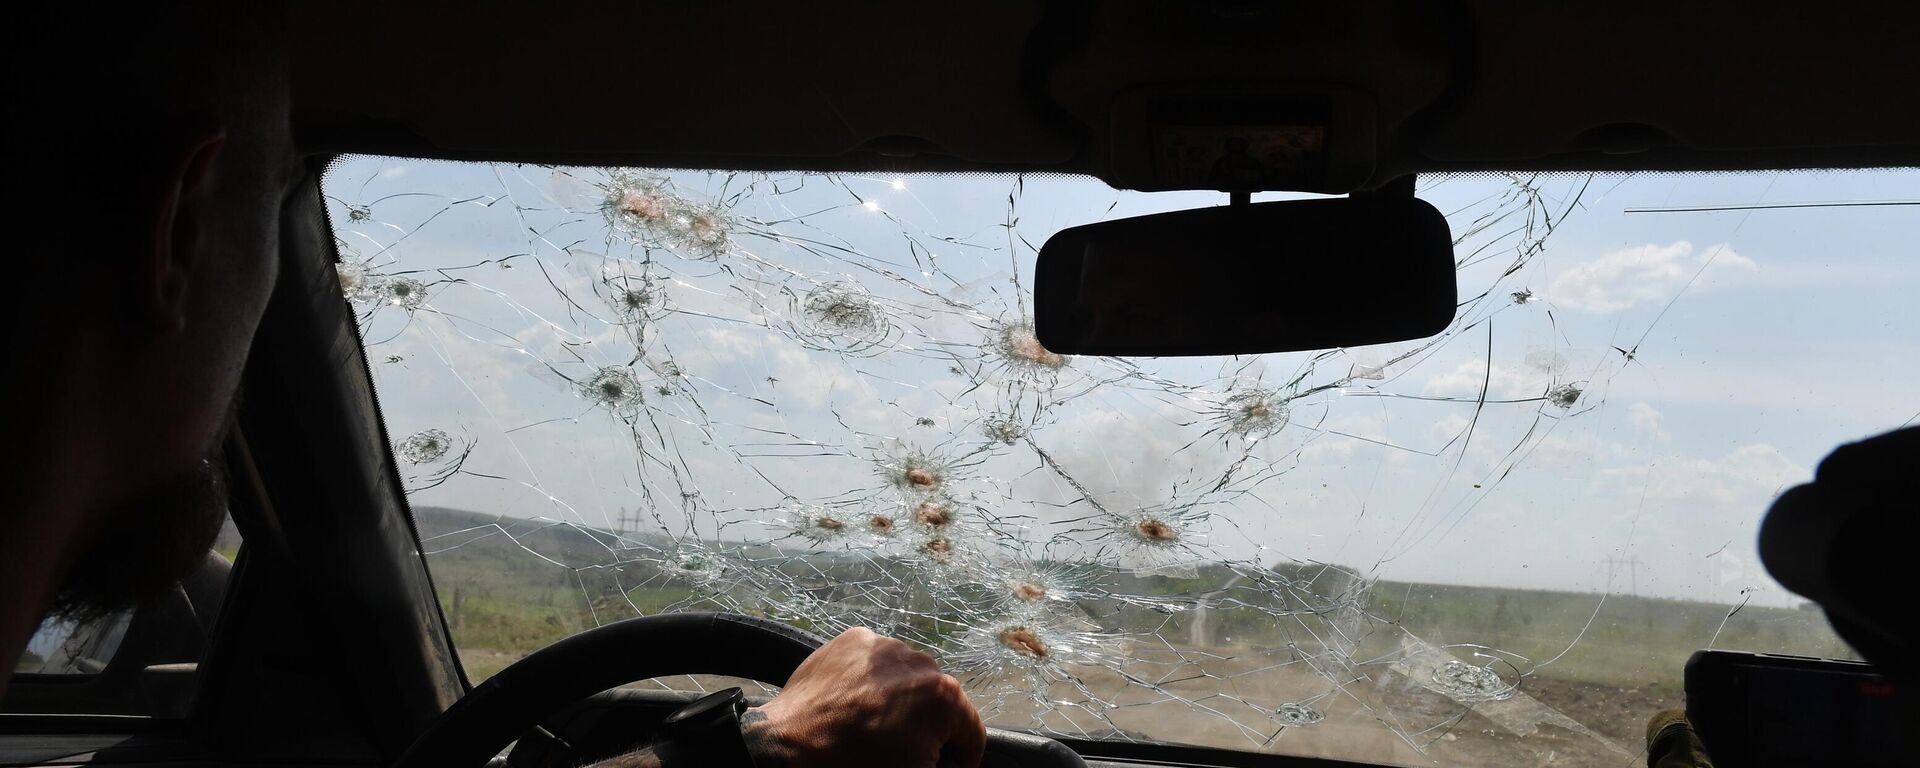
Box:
[2,1,294,680]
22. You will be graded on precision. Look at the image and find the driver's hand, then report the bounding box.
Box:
[742,627,987,768]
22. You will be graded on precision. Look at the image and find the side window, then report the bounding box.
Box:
[3,518,240,717]
[15,612,134,675]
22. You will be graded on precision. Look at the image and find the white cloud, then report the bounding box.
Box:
[1548,240,1755,313]
[1427,413,1474,446]
[1420,358,1549,400]
[1628,402,1670,442]
[1604,442,1805,506]
[1294,411,1393,464]
[1043,402,1202,500]
[1522,348,1569,375]
[689,326,881,413]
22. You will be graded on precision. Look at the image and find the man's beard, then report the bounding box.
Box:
[48,457,230,621]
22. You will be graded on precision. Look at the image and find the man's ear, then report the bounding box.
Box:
[143,128,228,335]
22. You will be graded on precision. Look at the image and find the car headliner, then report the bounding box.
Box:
[292,1,1920,190]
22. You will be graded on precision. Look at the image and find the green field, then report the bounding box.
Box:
[408,506,1856,691]
[1368,579,1852,689]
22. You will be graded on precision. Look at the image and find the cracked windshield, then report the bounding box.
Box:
[325,157,1917,766]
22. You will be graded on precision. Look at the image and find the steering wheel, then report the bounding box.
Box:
[393,612,1083,768]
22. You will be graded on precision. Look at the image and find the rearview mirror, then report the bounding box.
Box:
[1034,196,1456,356]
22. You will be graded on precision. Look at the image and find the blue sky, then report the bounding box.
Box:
[327,159,1919,610]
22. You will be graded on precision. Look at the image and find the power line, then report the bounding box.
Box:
[1624,199,1920,214]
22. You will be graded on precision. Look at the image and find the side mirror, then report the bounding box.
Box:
[1034,195,1456,356]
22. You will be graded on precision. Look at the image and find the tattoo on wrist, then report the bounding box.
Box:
[740,708,795,768]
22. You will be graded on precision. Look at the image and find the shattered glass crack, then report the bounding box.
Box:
[323,159,1876,762]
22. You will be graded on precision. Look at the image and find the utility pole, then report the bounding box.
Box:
[1604,553,1644,597]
